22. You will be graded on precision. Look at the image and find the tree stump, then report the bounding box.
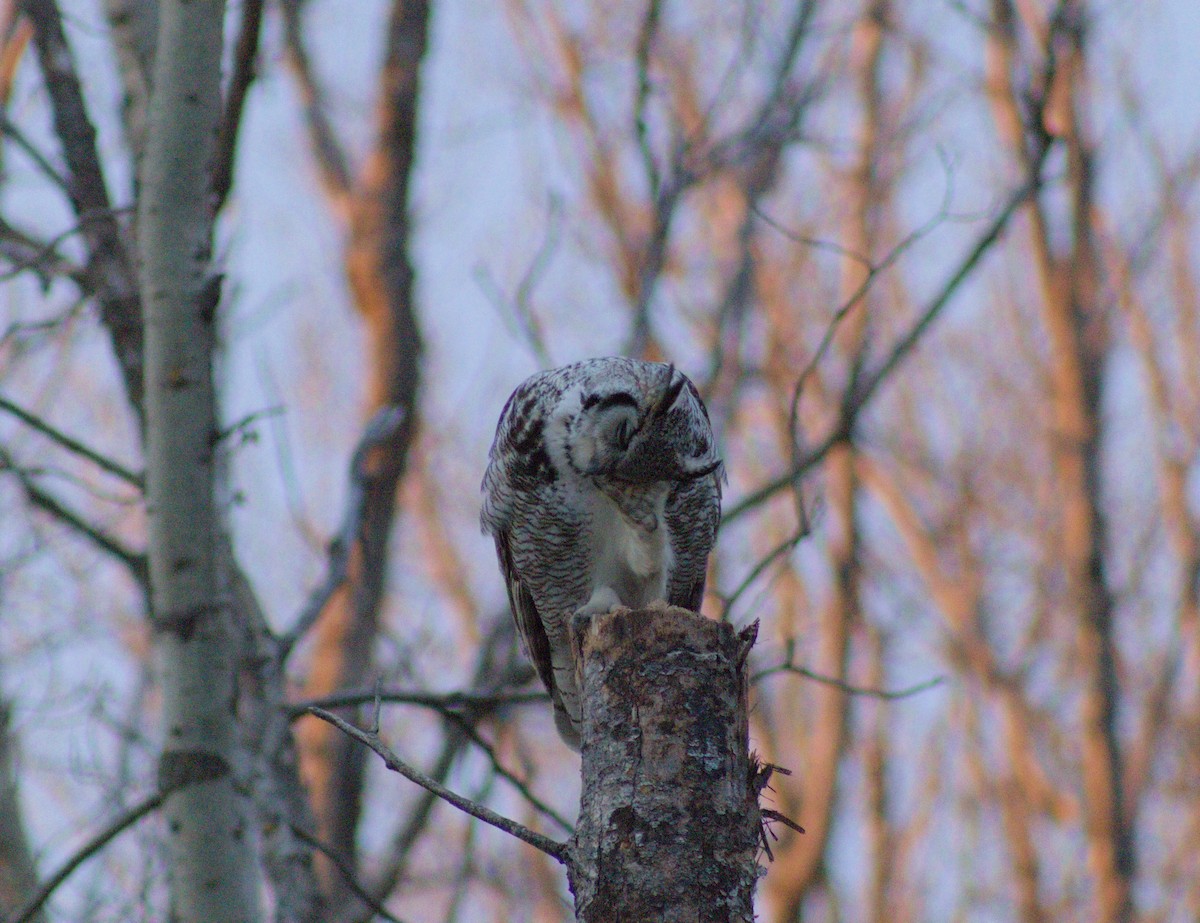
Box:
[567,604,761,923]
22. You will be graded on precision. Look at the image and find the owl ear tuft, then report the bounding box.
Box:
[648,363,684,417]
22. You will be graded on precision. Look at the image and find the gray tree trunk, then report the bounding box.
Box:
[568,606,762,923]
[0,695,44,923]
[138,1,260,920]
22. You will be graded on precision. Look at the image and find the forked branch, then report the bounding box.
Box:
[305,706,570,864]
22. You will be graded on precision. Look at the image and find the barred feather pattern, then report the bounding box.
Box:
[481,358,723,749]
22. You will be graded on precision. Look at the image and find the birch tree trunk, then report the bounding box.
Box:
[568,606,761,923]
[139,1,260,919]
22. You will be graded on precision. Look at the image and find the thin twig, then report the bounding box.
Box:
[439,712,575,835]
[289,825,409,923]
[1,448,148,584]
[722,161,1045,526]
[279,406,405,657]
[287,687,547,719]
[213,0,266,211]
[753,657,945,701]
[0,206,135,284]
[340,618,534,923]
[850,159,1048,412]
[0,109,68,190]
[777,184,950,437]
[306,707,570,864]
[719,529,805,622]
[0,216,88,288]
[0,393,143,487]
[9,788,166,923]
[472,197,560,368]
[215,404,285,446]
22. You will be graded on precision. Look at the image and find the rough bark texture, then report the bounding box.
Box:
[138,1,259,919]
[568,605,761,923]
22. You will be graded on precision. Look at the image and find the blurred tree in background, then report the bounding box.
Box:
[0,0,1197,920]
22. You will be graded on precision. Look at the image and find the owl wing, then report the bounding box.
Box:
[494,529,554,694]
[493,529,582,749]
[665,469,723,612]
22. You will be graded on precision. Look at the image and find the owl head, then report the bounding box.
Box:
[559,363,722,485]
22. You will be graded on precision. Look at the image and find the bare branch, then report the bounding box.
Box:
[776,161,954,439]
[722,159,1046,527]
[280,0,353,213]
[632,0,662,199]
[9,788,166,923]
[288,826,409,923]
[0,393,143,487]
[212,0,265,212]
[0,216,87,288]
[0,448,147,584]
[624,173,684,357]
[472,196,561,368]
[753,642,946,701]
[437,713,575,836]
[719,528,805,622]
[851,156,1047,411]
[0,109,68,190]
[0,697,42,923]
[305,707,570,864]
[279,405,405,657]
[214,404,285,447]
[287,687,546,719]
[20,0,144,414]
[340,617,534,923]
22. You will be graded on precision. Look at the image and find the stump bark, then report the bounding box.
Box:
[567,605,761,923]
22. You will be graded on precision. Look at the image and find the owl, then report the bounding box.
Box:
[481,358,723,749]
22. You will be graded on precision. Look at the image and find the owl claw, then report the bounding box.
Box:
[573,586,622,637]
[576,585,622,621]
[570,609,592,641]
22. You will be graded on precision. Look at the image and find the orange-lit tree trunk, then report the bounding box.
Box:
[764,3,885,916]
[293,0,430,906]
[990,2,1133,919]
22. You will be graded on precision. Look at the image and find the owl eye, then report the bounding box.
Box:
[613,417,633,449]
[594,391,638,412]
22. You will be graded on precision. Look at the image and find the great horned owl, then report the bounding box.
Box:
[481,358,723,749]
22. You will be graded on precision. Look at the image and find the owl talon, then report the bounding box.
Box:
[570,609,593,640]
[578,586,622,618]
[571,585,621,640]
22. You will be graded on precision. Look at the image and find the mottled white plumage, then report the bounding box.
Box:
[481,358,722,749]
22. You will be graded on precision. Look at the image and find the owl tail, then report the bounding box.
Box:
[553,699,582,751]
[551,658,583,751]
